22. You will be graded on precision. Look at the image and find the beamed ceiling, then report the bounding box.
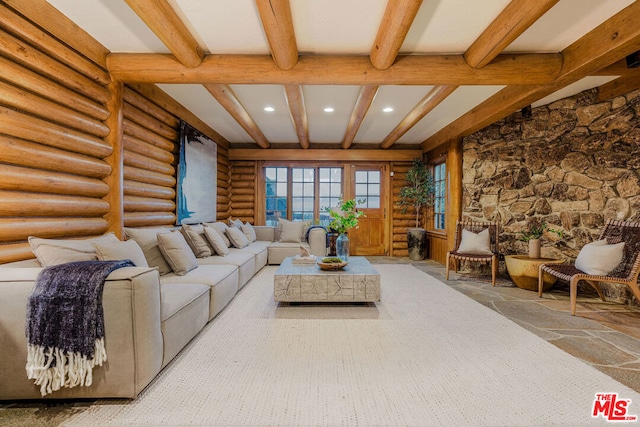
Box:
[45,0,640,154]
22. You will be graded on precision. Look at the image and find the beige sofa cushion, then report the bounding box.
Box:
[157,231,198,276]
[93,239,149,267]
[278,218,306,243]
[125,227,172,275]
[241,222,257,242]
[204,222,231,247]
[181,224,213,258]
[203,226,230,256]
[28,233,119,267]
[226,226,250,249]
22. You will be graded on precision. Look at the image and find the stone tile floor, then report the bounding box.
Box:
[368,256,640,393]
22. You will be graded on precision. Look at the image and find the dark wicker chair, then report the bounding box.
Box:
[446,220,500,286]
[538,219,640,315]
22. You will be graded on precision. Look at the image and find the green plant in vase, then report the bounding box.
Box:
[518,221,564,259]
[327,198,365,261]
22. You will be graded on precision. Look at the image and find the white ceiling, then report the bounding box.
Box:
[47,0,634,148]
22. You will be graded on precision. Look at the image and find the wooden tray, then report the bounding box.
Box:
[316,260,348,271]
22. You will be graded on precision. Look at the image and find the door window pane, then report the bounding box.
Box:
[355,170,381,208]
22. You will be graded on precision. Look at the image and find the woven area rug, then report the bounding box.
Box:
[63,265,640,426]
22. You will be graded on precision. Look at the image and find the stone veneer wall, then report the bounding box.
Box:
[462,88,640,303]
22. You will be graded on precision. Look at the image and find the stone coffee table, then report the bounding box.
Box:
[274,256,380,302]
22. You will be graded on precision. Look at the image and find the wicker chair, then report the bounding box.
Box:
[446,220,500,286]
[538,219,640,316]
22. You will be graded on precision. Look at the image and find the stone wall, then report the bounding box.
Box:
[462,88,640,303]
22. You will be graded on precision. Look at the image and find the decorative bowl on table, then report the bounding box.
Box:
[316,257,348,271]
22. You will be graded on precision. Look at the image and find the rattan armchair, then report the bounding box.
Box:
[446,220,500,286]
[538,219,640,315]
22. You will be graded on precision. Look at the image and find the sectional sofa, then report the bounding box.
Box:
[0,221,327,400]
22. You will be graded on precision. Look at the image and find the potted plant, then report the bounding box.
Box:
[518,221,564,259]
[327,198,365,261]
[398,159,435,260]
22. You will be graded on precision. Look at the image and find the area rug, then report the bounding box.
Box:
[63,265,640,426]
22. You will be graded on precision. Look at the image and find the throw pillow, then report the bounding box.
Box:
[241,222,257,242]
[93,239,149,267]
[204,222,232,247]
[225,226,250,249]
[157,231,198,276]
[278,218,306,243]
[203,226,230,256]
[228,218,243,229]
[181,224,213,258]
[124,227,172,275]
[28,233,120,267]
[575,239,625,276]
[457,228,492,255]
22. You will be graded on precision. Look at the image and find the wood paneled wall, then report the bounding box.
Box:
[122,86,178,227]
[229,161,257,223]
[0,6,113,263]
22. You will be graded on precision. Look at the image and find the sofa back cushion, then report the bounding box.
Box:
[124,227,172,275]
[28,233,120,267]
[181,224,213,258]
[93,239,150,267]
[157,231,198,276]
[278,218,308,243]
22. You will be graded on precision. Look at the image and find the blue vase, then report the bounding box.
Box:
[336,233,349,261]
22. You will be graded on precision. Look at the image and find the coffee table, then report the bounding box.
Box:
[274,256,380,302]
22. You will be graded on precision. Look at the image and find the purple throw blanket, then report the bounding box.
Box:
[26,259,134,396]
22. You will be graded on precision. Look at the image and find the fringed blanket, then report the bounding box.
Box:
[25,259,134,396]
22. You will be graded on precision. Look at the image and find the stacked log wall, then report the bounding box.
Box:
[122,87,178,227]
[229,161,257,223]
[0,5,113,263]
[390,162,413,257]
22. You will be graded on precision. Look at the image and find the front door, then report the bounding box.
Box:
[350,166,386,255]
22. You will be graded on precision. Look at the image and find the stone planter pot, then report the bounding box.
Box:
[407,227,427,261]
[505,255,563,291]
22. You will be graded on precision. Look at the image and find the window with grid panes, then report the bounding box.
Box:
[265,167,288,226]
[291,168,314,221]
[355,170,380,208]
[318,167,343,226]
[433,162,446,230]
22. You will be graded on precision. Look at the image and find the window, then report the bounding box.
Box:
[264,166,343,226]
[433,162,446,230]
[265,167,288,226]
[354,170,380,208]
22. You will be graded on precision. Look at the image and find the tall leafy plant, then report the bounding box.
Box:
[327,198,365,234]
[398,159,435,228]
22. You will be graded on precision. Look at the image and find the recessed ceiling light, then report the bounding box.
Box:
[383,107,394,113]
[323,107,335,113]
[264,106,275,112]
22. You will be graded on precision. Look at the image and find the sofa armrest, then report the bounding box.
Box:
[254,225,276,242]
[0,266,164,399]
[308,227,328,258]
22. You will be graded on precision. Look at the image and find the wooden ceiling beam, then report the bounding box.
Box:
[107,53,562,85]
[341,85,379,149]
[255,0,298,70]
[124,0,204,68]
[284,85,309,149]
[370,0,423,70]
[229,148,422,161]
[592,59,640,77]
[597,76,640,102]
[204,84,270,149]
[423,0,640,152]
[381,85,457,149]
[464,0,559,68]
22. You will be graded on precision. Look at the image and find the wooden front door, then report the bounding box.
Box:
[350,166,386,255]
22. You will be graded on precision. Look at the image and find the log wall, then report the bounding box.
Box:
[0,4,228,263]
[228,161,257,223]
[390,162,413,257]
[0,6,113,263]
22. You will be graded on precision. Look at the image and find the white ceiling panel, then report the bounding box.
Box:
[157,84,252,143]
[47,0,167,53]
[173,0,270,54]
[398,86,505,143]
[291,0,387,54]
[230,85,298,143]
[532,76,620,108]
[354,86,434,144]
[506,0,635,53]
[401,0,511,54]
[303,86,361,143]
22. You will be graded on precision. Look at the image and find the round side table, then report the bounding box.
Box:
[504,255,564,291]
